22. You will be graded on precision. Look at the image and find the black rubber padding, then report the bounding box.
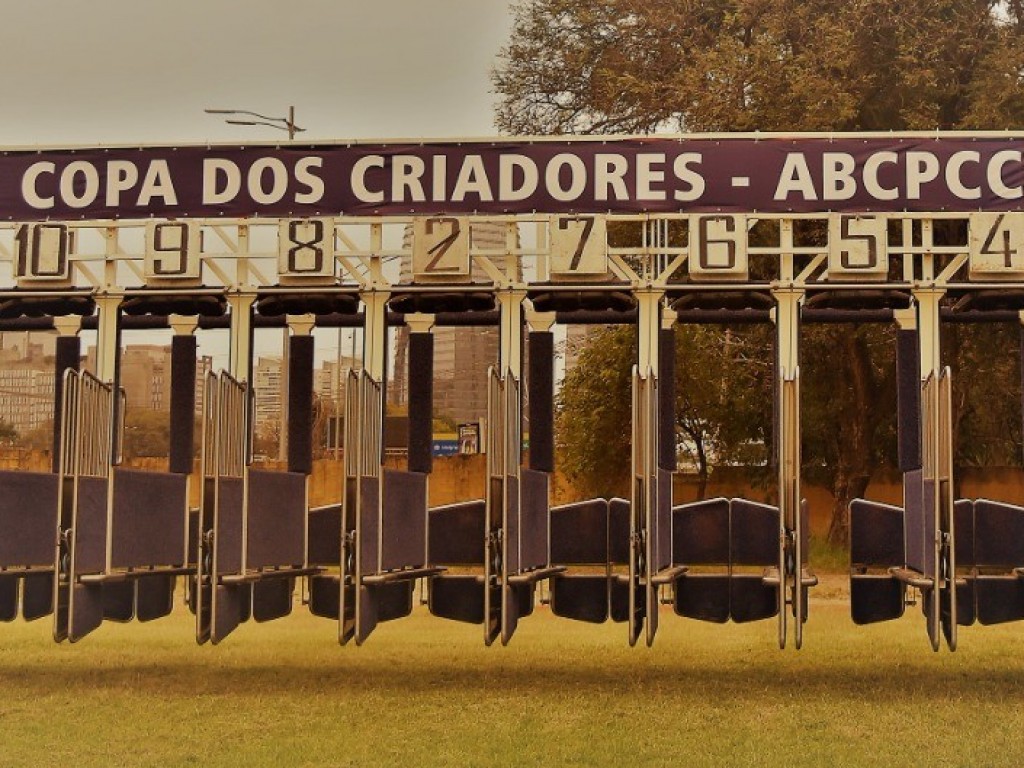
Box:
[52,335,81,472]
[121,294,226,317]
[528,332,554,473]
[408,332,434,474]
[528,290,637,314]
[287,335,314,475]
[670,290,774,313]
[896,328,922,472]
[255,292,359,317]
[169,335,197,474]
[389,292,496,314]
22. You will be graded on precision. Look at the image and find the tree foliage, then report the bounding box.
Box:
[498,0,1024,544]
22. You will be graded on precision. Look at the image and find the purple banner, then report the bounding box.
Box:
[2,136,1024,220]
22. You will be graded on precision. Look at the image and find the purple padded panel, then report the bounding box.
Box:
[380,469,427,572]
[307,504,342,566]
[73,476,109,575]
[428,501,485,566]
[672,498,729,565]
[505,478,520,575]
[974,500,1024,568]
[215,477,244,575]
[904,469,927,573]
[0,470,59,567]
[608,498,631,565]
[358,476,380,576]
[247,470,305,569]
[519,469,549,571]
[550,499,608,565]
[111,469,187,569]
[850,499,905,567]
[954,499,976,569]
[656,468,672,571]
[730,499,779,567]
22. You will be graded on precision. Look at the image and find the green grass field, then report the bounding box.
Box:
[1,586,1022,767]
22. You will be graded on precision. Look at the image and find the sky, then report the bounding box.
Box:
[0,0,516,146]
[1,0,520,371]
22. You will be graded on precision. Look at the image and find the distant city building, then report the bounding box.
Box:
[0,334,56,435]
[392,222,518,427]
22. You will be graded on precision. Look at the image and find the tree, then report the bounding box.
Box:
[495,0,1024,544]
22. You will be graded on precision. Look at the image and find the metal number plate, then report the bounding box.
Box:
[145,221,202,283]
[15,223,71,285]
[412,217,470,280]
[688,215,748,281]
[278,218,335,281]
[828,215,888,280]
[549,215,608,277]
[969,212,1024,279]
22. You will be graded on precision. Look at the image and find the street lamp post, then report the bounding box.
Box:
[204,106,304,140]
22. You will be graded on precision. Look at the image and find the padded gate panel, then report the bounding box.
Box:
[252,577,294,622]
[730,499,779,566]
[904,470,927,574]
[247,470,306,569]
[212,585,243,643]
[520,469,549,572]
[656,468,673,572]
[608,498,631,565]
[850,500,905,567]
[111,469,188,569]
[672,498,729,565]
[0,574,16,622]
[307,504,342,566]
[309,574,340,620]
[21,573,52,621]
[0,470,58,567]
[428,576,484,624]
[375,581,414,623]
[380,470,428,572]
[975,577,1024,625]
[73,476,110,575]
[101,581,135,622]
[69,583,104,641]
[729,575,778,623]
[550,575,608,623]
[954,499,976,568]
[215,477,244,575]
[357,585,379,641]
[429,501,485,565]
[673,574,730,623]
[187,508,200,567]
[550,499,607,564]
[136,575,175,622]
[609,576,634,623]
[505,478,520,575]
[850,575,905,624]
[974,500,1024,568]
[358,476,380,576]
[954,579,976,627]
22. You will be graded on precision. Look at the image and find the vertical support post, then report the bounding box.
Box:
[912,287,954,651]
[52,318,81,474]
[406,314,435,475]
[227,292,255,466]
[286,316,315,475]
[226,293,256,384]
[773,287,803,649]
[169,318,198,475]
[632,288,663,648]
[493,289,526,646]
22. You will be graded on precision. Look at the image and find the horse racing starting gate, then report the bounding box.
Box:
[0,132,1023,650]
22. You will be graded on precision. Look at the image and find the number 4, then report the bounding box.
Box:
[969,212,1024,279]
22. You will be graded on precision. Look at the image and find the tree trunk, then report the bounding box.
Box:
[826,329,879,547]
